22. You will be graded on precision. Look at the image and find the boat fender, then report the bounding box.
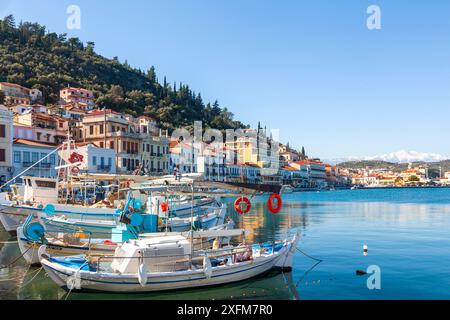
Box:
[267,193,282,214]
[203,255,212,279]
[234,197,251,215]
[138,262,148,287]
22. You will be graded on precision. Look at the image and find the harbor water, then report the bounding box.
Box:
[1,188,450,300]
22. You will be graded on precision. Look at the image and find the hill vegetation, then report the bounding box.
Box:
[0,15,247,132]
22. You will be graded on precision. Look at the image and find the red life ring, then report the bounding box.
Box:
[234,197,251,215]
[267,193,282,214]
[161,202,169,212]
[71,166,80,174]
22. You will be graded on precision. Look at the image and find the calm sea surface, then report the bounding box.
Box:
[1,188,450,300]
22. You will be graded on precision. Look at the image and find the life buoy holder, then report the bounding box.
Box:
[234,197,251,215]
[267,193,282,214]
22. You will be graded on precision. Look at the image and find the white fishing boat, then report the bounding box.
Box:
[17,215,236,265]
[39,231,299,293]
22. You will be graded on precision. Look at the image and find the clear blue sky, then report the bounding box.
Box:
[2,0,450,159]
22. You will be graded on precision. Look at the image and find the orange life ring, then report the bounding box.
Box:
[161,202,169,212]
[267,193,282,214]
[234,197,251,215]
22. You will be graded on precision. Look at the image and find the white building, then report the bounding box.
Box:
[0,105,13,185]
[60,143,116,175]
[12,138,59,180]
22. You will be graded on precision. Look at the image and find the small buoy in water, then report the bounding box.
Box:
[356,270,367,276]
[363,244,368,256]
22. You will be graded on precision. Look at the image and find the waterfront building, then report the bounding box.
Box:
[0,105,13,184]
[224,127,279,176]
[169,140,199,174]
[280,165,309,187]
[0,82,31,106]
[226,163,261,184]
[291,160,327,188]
[12,138,59,180]
[140,134,169,176]
[60,87,95,110]
[61,143,116,175]
[197,144,226,182]
[72,109,141,173]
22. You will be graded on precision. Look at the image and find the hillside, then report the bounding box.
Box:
[0,15,247,132]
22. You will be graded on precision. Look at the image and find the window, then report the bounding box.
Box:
[0,125,5,138]
[111,125,115,132]
[37,132,41,140]
[100,157,105,167]
[99,124,104,134]
[89,125,94,135]
[122,158,126,167]
[50,154,56,165]
[0,149,5,162]
[59,122,63,128]
[99,142,104,148]
[23,152,30,162]
[35,180,56,188]
[41,153,47,162]
[14,151,21,163]
[93,156,97,166]
[109,141,114,149]
[32,152,39,163]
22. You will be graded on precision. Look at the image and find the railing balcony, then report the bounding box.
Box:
[22,162,52,169]
[97,165,111,172]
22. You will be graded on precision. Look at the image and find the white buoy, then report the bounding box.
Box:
[203,255,212,279]
[363,244,368,256]
[138,263,148,287]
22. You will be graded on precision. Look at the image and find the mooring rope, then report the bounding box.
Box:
[20,266,44,289]
[295,247,323,263]
[0,246,31,269]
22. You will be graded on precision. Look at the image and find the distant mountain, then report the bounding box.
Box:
[365,150,449,163]
[325,150,449,165]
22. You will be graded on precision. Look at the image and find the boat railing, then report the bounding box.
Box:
[92,244,258,273]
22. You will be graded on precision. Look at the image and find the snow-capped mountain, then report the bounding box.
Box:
[364,150,449,163]
[325,150,449,165]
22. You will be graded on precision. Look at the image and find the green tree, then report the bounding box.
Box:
[0,91,5,104]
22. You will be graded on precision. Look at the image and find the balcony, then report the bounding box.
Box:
[97,165,112,172]
[22,162,53,169]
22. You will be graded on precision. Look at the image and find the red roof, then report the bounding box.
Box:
[13,138,58,148]
[85,109,121,117]
[281,166,299,171]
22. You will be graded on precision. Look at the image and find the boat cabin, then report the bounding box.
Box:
[111,235,191,274]
[22,176,59,206]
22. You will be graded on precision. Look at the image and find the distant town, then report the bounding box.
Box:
[0,81,449,190]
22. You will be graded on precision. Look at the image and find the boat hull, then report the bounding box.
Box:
[41,246,293,293]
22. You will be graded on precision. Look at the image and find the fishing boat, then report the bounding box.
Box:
[17,214,236,265]
[39,231,299,293]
